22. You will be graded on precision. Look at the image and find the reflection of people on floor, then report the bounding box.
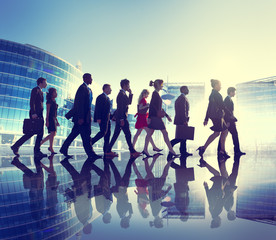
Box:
[91,158,113,224]
[109,157,138,228]
[170,156,194,222]
[223,154,241,221]
[11,156,45,224]
[145,154,173,228]
[61,157,94,235]
[40,154,59,217]
[199,158,227,228]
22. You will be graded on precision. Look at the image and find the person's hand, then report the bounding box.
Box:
[120,119,125,127]
[203,120,208,126]
[167,115,172,122]
[46,120,49,127]
[146,103,150,107]
[78,119,84,125]
[147,118,151,125]
[184,122,188,126]
[32,114,38,119]
[97,119,101,124]
[203,182,208,188]
[226,122,230,128]
[127,88,132,94]
[56,121,60,127]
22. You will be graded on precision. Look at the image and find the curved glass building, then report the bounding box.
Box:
[0,39,100,147]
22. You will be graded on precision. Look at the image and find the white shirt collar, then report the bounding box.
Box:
[181,93,186,97]
[121,89,126,93]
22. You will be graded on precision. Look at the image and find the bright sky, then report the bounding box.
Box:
[1,0,276,111]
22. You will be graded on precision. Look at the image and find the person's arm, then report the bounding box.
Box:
[204,101,211,125]
[45,103,50,127]
[94,95,102,124]
[30,88,38,118]
[75,86,85,125]
[127,89,133,105]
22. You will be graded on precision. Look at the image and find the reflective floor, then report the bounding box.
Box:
[0,151,275,240]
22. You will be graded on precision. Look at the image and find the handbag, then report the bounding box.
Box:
[175,125,195,140]
[23,118,44,134]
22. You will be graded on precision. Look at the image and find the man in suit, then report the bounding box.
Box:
[91,84,117,156]
[107,79,140,157]
[218,87,245,155]
[11,77,47,158]
[60,73,100,159]
[170,86,192,156]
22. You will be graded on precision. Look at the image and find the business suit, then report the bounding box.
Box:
[91,93,112,153]
[108,90,135,153]
[12,86,44,153]
[170,94,190,155]
[61,83,95,157]
[218,96,241,153]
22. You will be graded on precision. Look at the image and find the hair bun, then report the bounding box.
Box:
[149,80,154,87]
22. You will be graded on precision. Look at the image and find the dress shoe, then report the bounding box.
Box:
[88,153,102,160]
[105,152,118,157]
[235,151,246,156]
[196,146,205,157]
[34,151,47,159]
[60,149,73,158]
[183,152,193,157]
[131,151,142,157]
[11,145,19,156]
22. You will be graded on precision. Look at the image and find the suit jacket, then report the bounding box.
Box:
[94,93,111,122]
[29,86,44,118]
[148,90,162,118]
[224,96,237,123]
[72,83,92,125]
[115,90,133,121]
[174,94,189,125]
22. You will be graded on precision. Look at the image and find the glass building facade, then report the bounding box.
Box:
[0,39,101,147]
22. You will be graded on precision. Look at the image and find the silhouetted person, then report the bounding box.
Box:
[109,156,138,228]
[197,79,230,161]
[132,89,161,152]
[61,157,95,235]
[218,87,246,155]
[60,73,100,159]
[11,77,48,158]
[108,79,140,157]
[170,86,192,157]
[91,84,117,157]
[92,158,113,224]
[40,88,59,154]
[143,79,178,158]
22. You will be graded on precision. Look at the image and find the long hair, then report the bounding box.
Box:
[46,88,57,101]
[138,89,149,104]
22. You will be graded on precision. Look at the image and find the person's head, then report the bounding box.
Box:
[83,73,92,85]
[210,79,221,91]
[227,210,236,221]
[120,217,130,229]
[103,84,112,95]
[82,223,92,234]
[149,79,164,91]
[149,216,163,228]
[138,89,150,103]
[180,86,189,95]
[120,79,130,91]
[227,87,236,97]
[37,77,47,89]
[211,216,221,228]
[102,212,112,224]
[46,88,57,101]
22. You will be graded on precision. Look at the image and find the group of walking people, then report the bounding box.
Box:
[10,74,245,160]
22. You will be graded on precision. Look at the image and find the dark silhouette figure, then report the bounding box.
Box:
[60,73,100,159]
[91,84,116,156]
[197,79,231,161]
[41,88,59,154]
[218,87,246,155]
[91,158,113,224]
[109,156,138,228]
[61,157,96,235]
[145,154,173,228]
[11,77,47,158]
[108,79,140,157]
[170,86,192,157]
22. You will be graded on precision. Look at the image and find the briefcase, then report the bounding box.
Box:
[23,118,44,134]
[175,125,195,140]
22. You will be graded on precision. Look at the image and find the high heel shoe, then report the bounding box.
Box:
[196,146,205,156]
[142,150,152,158]
[153,148,163,152]
[197,158,207,168]
[48,147,57,154]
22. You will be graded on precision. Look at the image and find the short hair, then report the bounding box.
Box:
[180,86,188,94]
[83,73,91,81]
[103,84,111,91]
[210,79,220,88]
[120,79,130,88]
[37,77,46,85]
[227,87,236,95]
